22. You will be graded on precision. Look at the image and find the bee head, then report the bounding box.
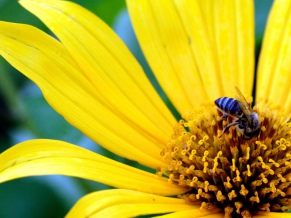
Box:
[249,113,260,130]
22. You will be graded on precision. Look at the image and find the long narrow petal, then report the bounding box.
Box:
[154,209,223,218]
[127,0,254,115]
[20,0,176,144]
[0,140,188,196]
[0,20,167,169]
[66,189,199,218]
[256,0,291,110]
[254,212,290,218]
[127,0,218,114]
[199,0,254,96]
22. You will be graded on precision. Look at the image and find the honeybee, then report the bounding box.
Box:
[214,87,260,140]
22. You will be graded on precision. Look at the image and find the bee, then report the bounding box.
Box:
[214,87,260,140]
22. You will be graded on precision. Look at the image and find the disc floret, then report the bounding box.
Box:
[158,100,291,218]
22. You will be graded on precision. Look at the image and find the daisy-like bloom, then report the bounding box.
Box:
[1,0,291,217]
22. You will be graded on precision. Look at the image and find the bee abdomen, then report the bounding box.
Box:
[215,97,241,115]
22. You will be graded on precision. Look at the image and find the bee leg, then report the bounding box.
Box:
[221,114,228,120]
[219,121,241,138]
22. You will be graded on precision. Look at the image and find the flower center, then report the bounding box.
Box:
[158,100,291,218]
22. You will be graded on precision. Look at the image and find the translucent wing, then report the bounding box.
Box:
[234,86,252,123]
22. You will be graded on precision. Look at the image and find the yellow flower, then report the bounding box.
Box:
[0,0,291,217]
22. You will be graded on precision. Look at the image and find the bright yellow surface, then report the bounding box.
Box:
[0,19,169,169]
[0,140,188,196]
[257,0,291,111]
[20,0,177,134]
[254,212,291,218]
[66,189,197,218]
[152,208,223,218]
[127,0,254,115]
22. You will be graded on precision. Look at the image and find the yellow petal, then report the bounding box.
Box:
[0,140,188,196]
[127,0,254,114]
[254,211,291,218]
[198,0,254,96]
[20,0,176,142]
[127,0,218,114]
[0,20,166,169]
[154,209,223,218]
[66,189,198,218]
[256,0,291,110]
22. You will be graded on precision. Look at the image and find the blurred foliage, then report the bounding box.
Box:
[0,0,274,217]
[0,178,67,218]
[254,0,273,49]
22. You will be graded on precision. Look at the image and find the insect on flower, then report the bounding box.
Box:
[214,87,261,140]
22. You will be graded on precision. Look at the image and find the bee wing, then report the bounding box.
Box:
[234,86,253,123]
[234,87,251,110]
